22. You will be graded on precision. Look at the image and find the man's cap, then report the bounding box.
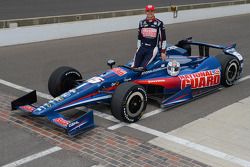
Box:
[145,5,155,11]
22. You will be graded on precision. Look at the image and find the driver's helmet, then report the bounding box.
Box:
[167,60,180,76]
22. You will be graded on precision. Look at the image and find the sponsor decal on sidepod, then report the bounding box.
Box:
[178,69,220,89]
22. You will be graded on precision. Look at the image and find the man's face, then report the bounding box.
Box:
[146,10,154,19]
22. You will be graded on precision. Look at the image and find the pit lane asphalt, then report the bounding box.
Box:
[0,0,231,20]
[0,14,250,166]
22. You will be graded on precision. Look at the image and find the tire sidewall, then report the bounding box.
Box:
[111,82,148,123]
[48,67,82,97]
[120,85,147,123]
[216,54,240,87]
[61,70,82,91]
[223,59,239,86]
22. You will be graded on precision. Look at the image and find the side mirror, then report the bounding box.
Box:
[107,59,115,69]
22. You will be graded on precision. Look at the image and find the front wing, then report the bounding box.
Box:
[11,90,95,137]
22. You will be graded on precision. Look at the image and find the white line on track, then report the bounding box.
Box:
[91,165,105,167]
[107,75,250,130]
[0,79,53,100]
[237,75,250,83]
[142,108,163,119]
[107,109,163,130]
[107,122,127,130]
[1,146,62,167]
[77,107,120,123]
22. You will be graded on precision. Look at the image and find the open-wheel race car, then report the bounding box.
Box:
[11,38,244,136]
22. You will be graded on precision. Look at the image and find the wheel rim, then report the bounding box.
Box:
[126,92,144,117]
[226,62,238,84]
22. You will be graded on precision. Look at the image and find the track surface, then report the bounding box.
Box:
[0,14,249,166]
[0,0,231,20]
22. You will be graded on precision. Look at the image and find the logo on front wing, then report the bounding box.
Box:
[68,121,79,128]
[53,118,70,127]
[20,105,35,112]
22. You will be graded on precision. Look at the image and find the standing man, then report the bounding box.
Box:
[132,5,167,69]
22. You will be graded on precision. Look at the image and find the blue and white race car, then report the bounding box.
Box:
[11,38,243,136]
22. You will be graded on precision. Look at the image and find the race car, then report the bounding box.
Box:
[11,38,243,136]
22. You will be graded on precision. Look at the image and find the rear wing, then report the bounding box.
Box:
[177,37,244,62]
[11,91,95,137]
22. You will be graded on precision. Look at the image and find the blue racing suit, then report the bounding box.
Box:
[133,17,167,68]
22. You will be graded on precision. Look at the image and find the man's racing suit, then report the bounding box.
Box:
[133,17,167,68]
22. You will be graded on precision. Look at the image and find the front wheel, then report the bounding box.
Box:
[111,82,147,123]
[48,66,82,97]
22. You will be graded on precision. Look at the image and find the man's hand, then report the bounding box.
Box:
[161,53,167,61]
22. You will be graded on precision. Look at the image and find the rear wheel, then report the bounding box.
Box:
[216,54,239,87]
[111,82,147,123]
[48,66,82,97]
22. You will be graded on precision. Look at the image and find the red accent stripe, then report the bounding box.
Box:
[59,92,99,109]
[134,77,181,89]
[164,93,189,105]
[58,85,118,110]
[102,85,118,91]
[172,94,188,102]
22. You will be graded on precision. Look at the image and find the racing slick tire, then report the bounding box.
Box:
[111,82,147,123]
[216,54,239,87]
[48,66,82,97]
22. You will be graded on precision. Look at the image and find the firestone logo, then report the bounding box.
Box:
[147,79,165,84]
[178,69,220,89]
